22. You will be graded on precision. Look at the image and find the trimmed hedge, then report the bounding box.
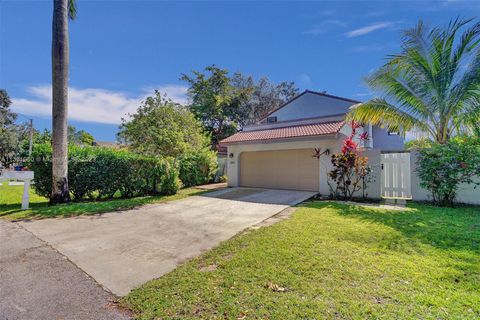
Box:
[29,144,180,201]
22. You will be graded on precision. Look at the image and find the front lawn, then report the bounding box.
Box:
[123,202,480,319]
[0,184,207,220]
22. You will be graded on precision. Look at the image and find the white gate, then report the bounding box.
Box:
[381,152,412,199]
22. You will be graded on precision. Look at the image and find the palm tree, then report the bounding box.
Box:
[51,0,76,203]
[348,18,480,144]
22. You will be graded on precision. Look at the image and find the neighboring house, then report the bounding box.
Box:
[219,90,404,195]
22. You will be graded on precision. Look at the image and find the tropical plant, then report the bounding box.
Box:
[348,18,480,144]
[51,0,76,203]
[328,121,372,200]
[416,137,480,206]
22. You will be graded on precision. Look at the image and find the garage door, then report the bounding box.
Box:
[240,149,319,191]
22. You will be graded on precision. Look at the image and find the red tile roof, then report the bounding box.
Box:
[220,121,344,144]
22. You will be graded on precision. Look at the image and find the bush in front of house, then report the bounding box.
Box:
[328,121,372,200]
[29,144,180,201]
[177,149,218,187]
[417,137,480,206]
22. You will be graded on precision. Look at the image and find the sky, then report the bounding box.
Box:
[1,0,479,141]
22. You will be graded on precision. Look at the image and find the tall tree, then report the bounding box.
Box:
[231,74,299,125]
[0,89,29,166]
[181,66,252,146]
[347,18,480,144]
[118,91,211,158]
[67,126,95,146]
[181,65,299,146]
[51,0,76,203]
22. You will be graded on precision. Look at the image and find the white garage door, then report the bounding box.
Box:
[240,149,319,191]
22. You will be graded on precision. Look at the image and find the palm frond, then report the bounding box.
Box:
[350,18,480,143]
[346,98,435,137]
[68,0,77,20]
[367,62,435,123]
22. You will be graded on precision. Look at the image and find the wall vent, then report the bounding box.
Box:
[266,116,277,123]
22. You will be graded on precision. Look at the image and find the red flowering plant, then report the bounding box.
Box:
[328,121,372,200]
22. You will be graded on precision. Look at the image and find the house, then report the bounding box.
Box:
[219,90,404,195]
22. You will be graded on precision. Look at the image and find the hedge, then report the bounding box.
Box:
[29,144,180,201]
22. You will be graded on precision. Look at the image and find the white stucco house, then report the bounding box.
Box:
[219,90,404,196]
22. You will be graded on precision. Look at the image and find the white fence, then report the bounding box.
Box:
[380,152,411,199]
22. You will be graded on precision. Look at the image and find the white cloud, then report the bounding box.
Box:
[345,22,393,37]
[11,85,189,125]
[303,20,347,36]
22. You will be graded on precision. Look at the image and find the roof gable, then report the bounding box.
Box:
[261,90,360,123]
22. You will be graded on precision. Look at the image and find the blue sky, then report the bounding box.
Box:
[1,0,478,141]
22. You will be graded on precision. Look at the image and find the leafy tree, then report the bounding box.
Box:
[0,89,29,166]
[348,18,480,144]
[118,91,211,158]
[0,89,15,127]
[231,74,299,125]
[0,89,16,159]
[68,126,95,146]
[51,0,77,203]
[181,65,299,146]
[17,129,52,160]
[404,138,434,150]
[181,66,251,146]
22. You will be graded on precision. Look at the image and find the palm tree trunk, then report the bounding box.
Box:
[51,0,70,203]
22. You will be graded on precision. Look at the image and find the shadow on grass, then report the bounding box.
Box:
[1,188,209,220]
[303,201,480,253]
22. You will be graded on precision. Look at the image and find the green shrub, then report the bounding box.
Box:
[218,174,228,183]
[159,160,181,195]
[178,149,217,187]
[28,143,53,199]
[28,144,178,201]
[417,137,480,206]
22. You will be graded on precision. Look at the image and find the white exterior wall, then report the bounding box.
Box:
[225,136,383,199]
[226,136,342,196]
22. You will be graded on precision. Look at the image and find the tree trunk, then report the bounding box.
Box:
[51,0,70,203]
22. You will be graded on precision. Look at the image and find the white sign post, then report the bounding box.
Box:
[0,171,34,210]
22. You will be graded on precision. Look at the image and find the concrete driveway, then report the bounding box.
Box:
[20,188,315,296]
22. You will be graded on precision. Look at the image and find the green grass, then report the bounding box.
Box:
[0,183,207,220]
[123,201,480,320]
